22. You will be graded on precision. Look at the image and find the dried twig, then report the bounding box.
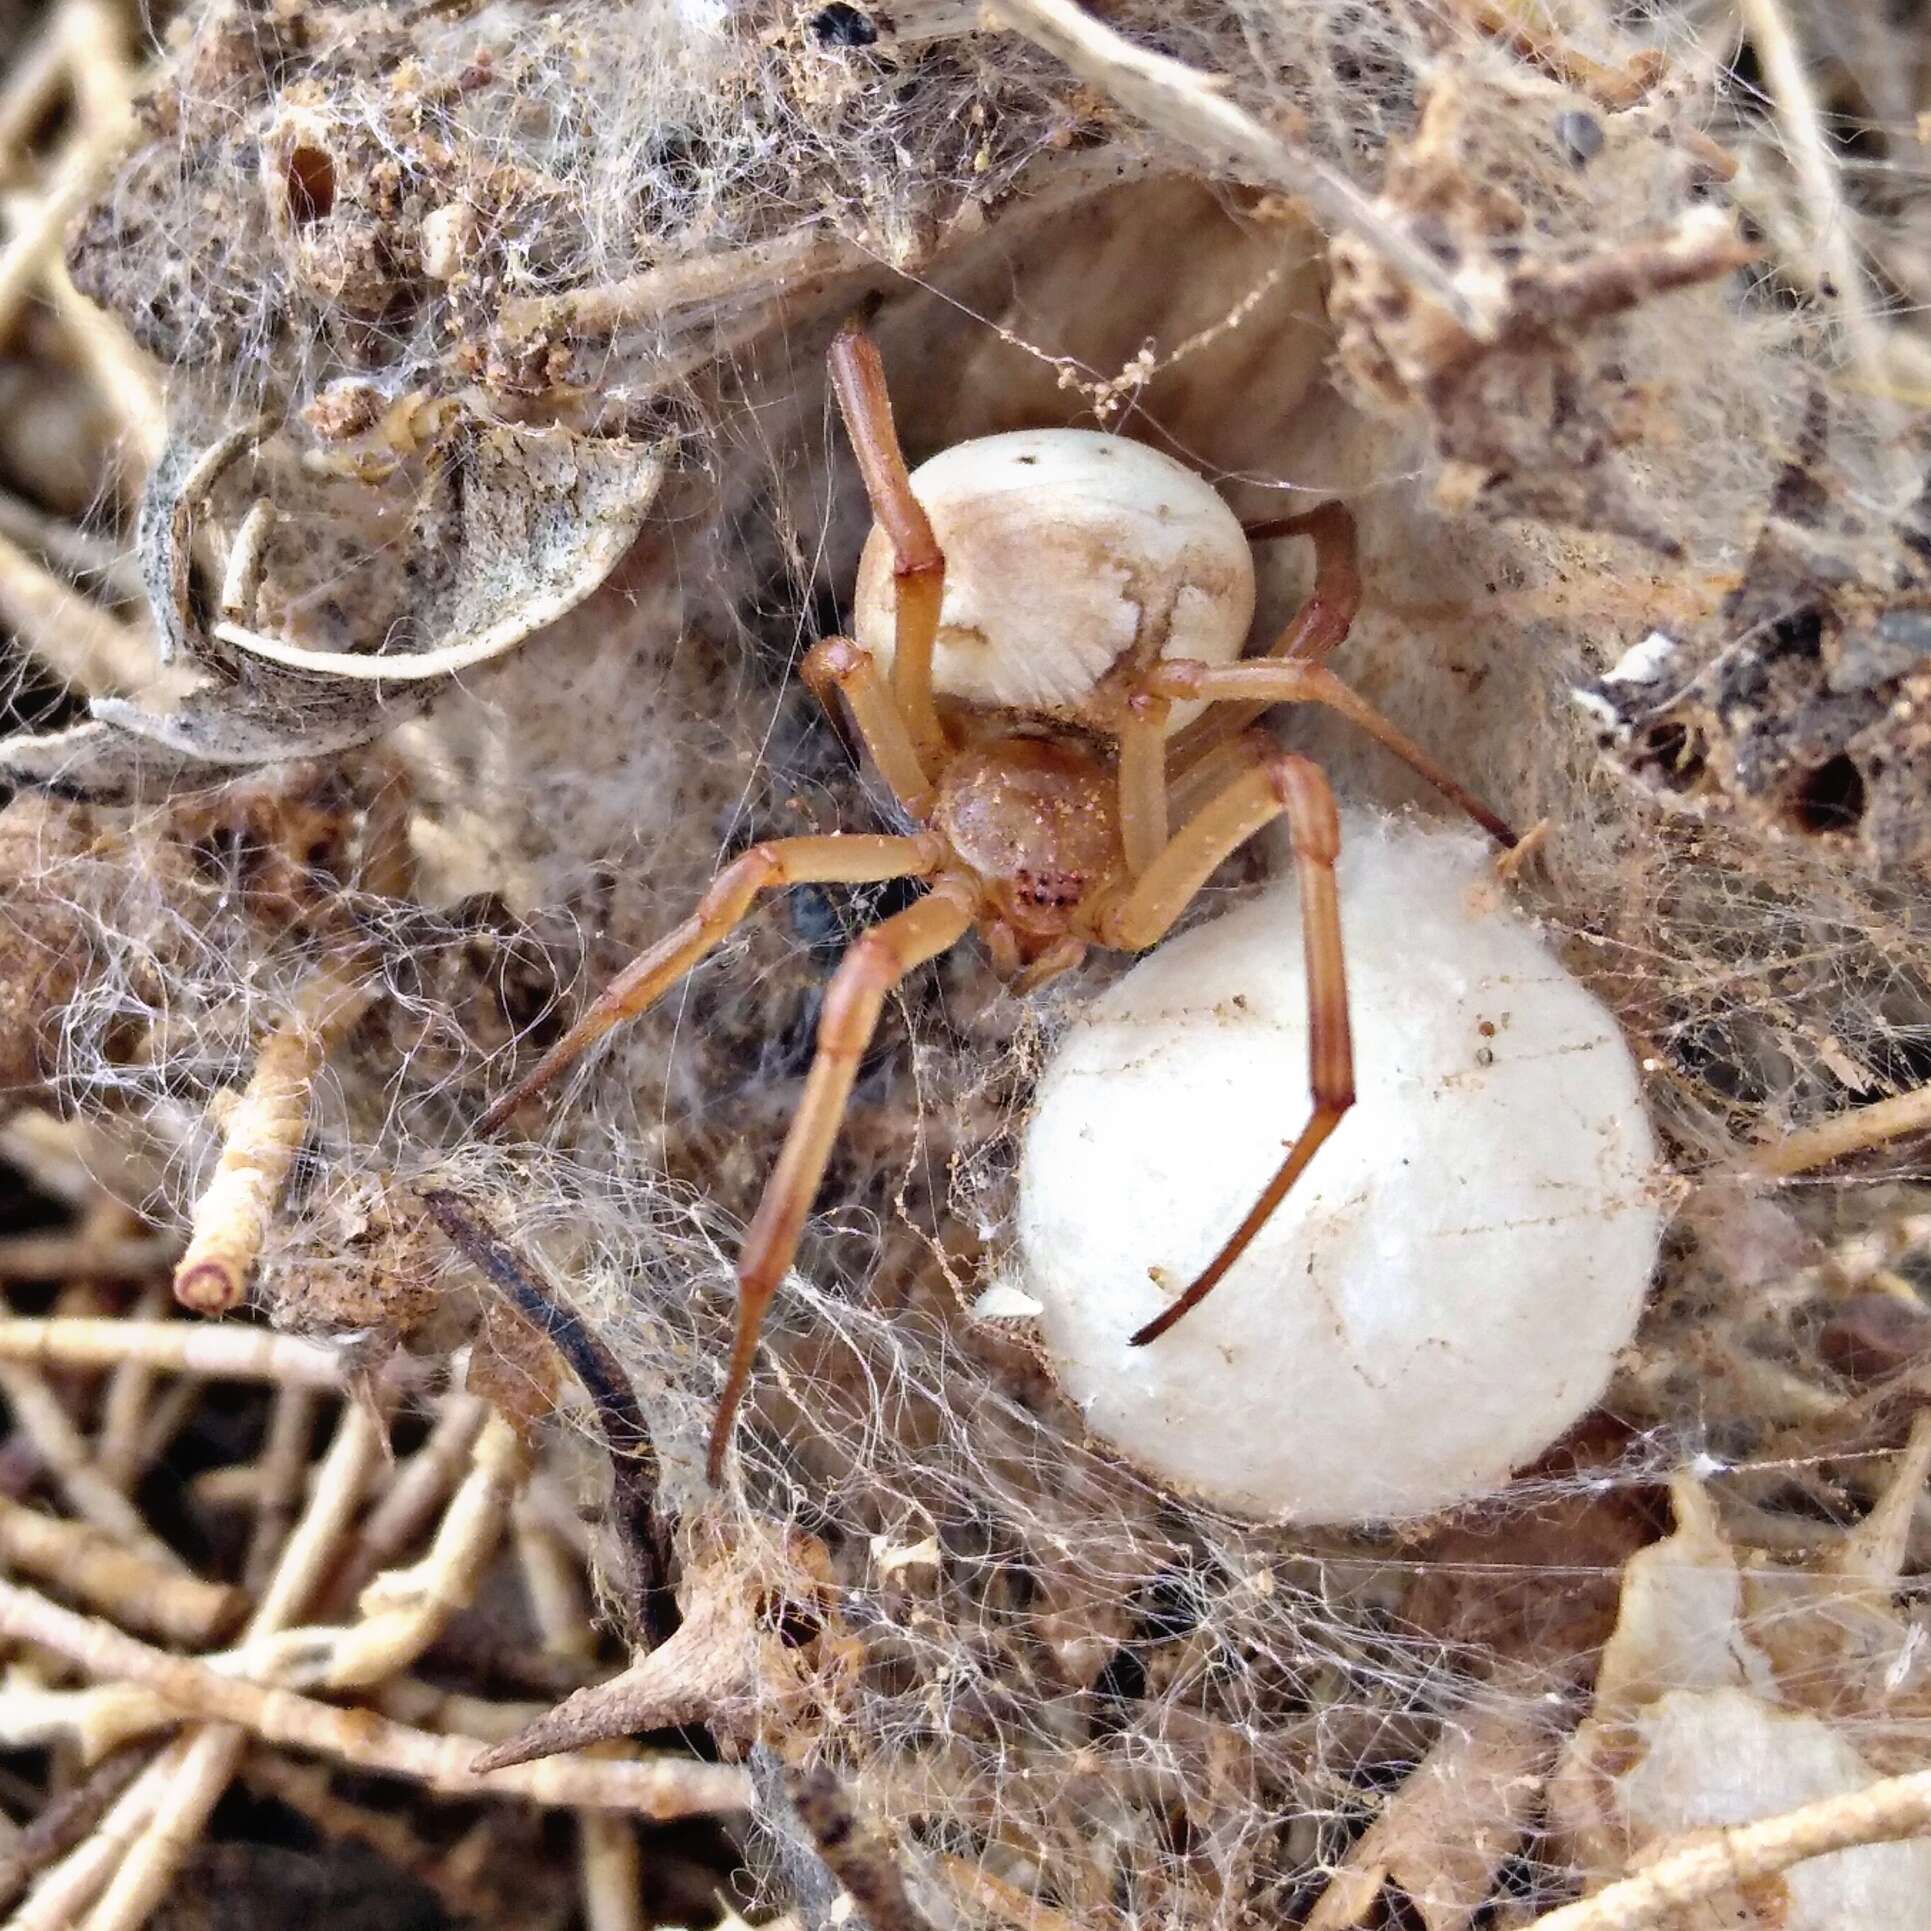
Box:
[1524,1765,1931,1930]
[420,1190,672,1642]
[79,1401,387,1931]
[319,1410,531,1688]
[0,1743,153,1919]
[980,0,1479,331]
[787,1763,938,1931]
[0,1317,353,1387]
[326,1389,490,1610]
[0,1579,753,1816]
[0,1363,182,1574]
[1753,1083,1931,1177]
[0,1495,242,1645]
[174,961,377,1314]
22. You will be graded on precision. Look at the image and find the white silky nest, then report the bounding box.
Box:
[851,428,1255,733]
[1013,812,1663,1525]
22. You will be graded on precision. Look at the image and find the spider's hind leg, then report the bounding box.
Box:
[1088,741,1356,1348]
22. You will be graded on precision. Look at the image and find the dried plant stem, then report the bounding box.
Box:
[0,1495,242,1644]
[0,1363,182,1574]
[981,0,1478,331]
[788,1764,937,1931]
[0,100,132,337]
[1754,1083,1931,1176]
[580,1814,644,1931]
[0,1318,350,1386]
[320,1410,531,1688]
[240,1754,506,1925]
[174,962,376,1314]
[0,1230,176,1282]
[80,1401,386,1931]
[326,1389,488,1610]
[1524,1765,1931,1930]
[495,229,858,342]
[93,1285,170,1493]
[0,488,142,600]
[5,1738,190,1931]
[0,1743,153,1920]
[0,23,68,176]
[44,257,164,471]
[0,1581,752,1815]
[518,1468,631,1931]
[243,1384,318,1592]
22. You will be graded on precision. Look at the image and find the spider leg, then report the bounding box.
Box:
[1150,657,1517,847]
[710,876,978,1480]
[1086,744,1355,1347]
[828,318,951,773]
[1167,502,1361,771]
[476,832,945,1135]
[1116,694,1171,877]
[803,635,935,818]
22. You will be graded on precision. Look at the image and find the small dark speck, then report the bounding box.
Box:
[1555,110,1604,166]
[1015,454,1038,466]
[1475,1046,1495,1068]
[809,3,877,45]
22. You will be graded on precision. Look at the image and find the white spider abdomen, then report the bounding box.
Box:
[852,429,1255,734]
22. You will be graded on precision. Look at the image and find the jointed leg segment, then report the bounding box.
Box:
[828,319,950,774]
[1131,755,1354,1345]
[1168,502,1363,768]
[1152,657,1518,848]
[476,832,945,1135]
[711,877,977,1480]
[803,636,935,817]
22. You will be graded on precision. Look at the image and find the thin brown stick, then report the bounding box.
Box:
[420,1192,672,1640]
[1753,1083,1931,1177]
[787,1762,938,1931]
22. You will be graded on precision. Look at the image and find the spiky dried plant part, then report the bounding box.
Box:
[172,961,377,1314]
[0,1579,754,1817]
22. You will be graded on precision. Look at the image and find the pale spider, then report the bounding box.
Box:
[480,319,1517,1479]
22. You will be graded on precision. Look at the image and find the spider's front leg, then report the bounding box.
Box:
[1088,738,1356,1347]
[712,875,977,1480]
[828,318,950,772]
[476,831,944,1134]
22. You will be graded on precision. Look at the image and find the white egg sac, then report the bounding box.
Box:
[851,429,1255,733]
[1016,811,1662,1525]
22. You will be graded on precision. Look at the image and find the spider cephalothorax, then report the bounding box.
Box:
[479,317,1516,1478]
